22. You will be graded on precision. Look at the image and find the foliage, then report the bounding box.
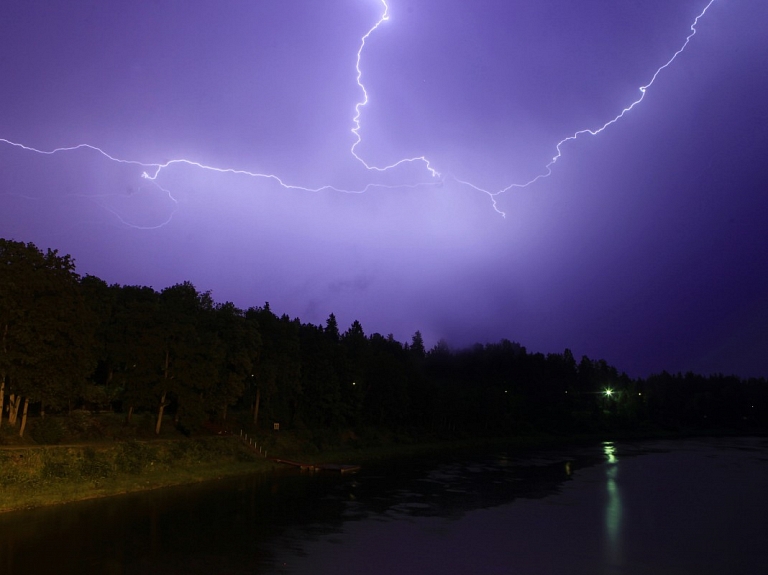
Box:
[0,438,257,492]
[117,440,154,474]
[0,239,97,433]
[64,412,107,439]
[1,236,766,443]
[79,447,114,480]
[30,417,65,444]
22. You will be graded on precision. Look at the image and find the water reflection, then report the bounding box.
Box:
[2,438,767,574]
[603,441,623,567]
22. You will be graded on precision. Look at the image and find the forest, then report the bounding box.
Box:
[1,238,766,440]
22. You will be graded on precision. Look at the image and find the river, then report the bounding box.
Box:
[1,436,766,574]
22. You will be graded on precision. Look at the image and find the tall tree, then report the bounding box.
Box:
[208,301,259,421]
[153,282,218,434]
[325,313,340,342]
[245,305,301,427]
[410,331,426,360]
[107,285,163,423]
[0,239,96,435]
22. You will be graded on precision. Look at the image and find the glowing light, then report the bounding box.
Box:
[350,0,438,178]
[0,0,718,224]
[604,388,614,397]
[603,442,621,557]
[452,0,717,216]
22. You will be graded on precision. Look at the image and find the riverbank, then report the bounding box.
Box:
[0,437,278,513]
[1,419,759,514]
[0,428,577,513]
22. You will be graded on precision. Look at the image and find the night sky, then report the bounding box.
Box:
[1,0,767,378]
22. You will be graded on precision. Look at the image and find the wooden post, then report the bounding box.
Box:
[155,391,167,435]
[252,387,261,426]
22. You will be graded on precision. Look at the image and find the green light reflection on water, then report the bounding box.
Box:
[603,441,622,565]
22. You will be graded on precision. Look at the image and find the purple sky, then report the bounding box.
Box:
[1,0,767,378]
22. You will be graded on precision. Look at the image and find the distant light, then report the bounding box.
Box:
[352,382,356,386]
[504,390,508,393]
[604,388,614,397]
[603,441,617,464]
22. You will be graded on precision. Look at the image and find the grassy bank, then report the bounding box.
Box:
[0,436,276,513]
[0,421,566,513]
[1,412,755,513]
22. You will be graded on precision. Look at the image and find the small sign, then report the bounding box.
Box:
[273,423,280,431]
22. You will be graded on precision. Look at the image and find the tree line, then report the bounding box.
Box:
[1,238,766,438]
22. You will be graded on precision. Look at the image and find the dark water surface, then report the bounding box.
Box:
[1,437,766,574]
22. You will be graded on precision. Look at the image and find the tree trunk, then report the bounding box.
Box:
[155,391,167,435]
[0,379,5,428]
[222,403,228,421]
[156,348,171,435]
[40,402,45,420]
[19,397,29,437]
[9,394,21,426]
[126,405,134,424]
[0,324,5,427]
[252,387,261,426]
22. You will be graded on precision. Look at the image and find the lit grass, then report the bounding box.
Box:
[0,459,276,512]
[0,438,276,513]
[1,418,718,514]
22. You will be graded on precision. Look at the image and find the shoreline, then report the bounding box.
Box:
[1,427,760,514]
[0,437,278,514]
[0,458,278,514]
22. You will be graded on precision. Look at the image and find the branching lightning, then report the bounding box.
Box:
[350,0,439,178]
[0,0,716,225]
[451,0,717,216]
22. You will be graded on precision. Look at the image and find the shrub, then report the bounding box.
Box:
[0,452,25,486]
[41,449,76,480]
[31,418,65,445]
[79,447,114,480]
[117,440,151,474]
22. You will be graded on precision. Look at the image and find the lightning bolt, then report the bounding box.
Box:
[0,0,716,225]
[350,0,439,178]
[448,0,718,217]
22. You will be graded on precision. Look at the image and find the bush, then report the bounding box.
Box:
[31,418,65,445]
[79,447,114,480]
[117,440,151,474]
[169,439,210,464]
[65,412,106,439]
[0,452,26,486]
[41,449,77,480]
